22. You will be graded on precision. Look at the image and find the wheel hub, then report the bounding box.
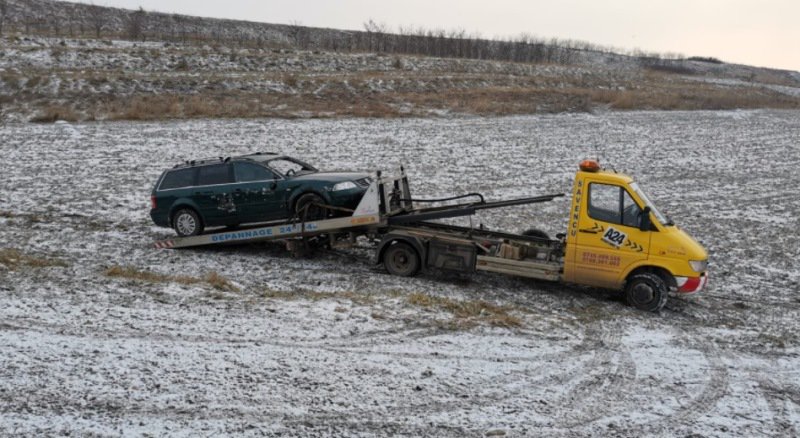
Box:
[177,214,196,235]
[631,283,655,304]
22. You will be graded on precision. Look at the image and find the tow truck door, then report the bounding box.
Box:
[569,179,650,289]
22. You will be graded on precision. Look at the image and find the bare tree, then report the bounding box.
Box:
[287,20,309,49]
[49,9,61,36]
[88,5,107,38]
[363,19,389,52]
[0,0,8,35]
[127,6,146,41]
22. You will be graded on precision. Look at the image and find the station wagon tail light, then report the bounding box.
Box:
[579,159,600,172]
[151,196,157,209]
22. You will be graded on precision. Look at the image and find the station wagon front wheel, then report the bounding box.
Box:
[295,193,327,221]
[173,209,203,237]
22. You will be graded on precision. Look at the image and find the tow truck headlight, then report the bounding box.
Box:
[689,260,707,273]
[332,181,358,191]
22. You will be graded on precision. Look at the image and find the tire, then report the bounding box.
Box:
[172,208,203,237]
[522,228,549,240]
[625,272,668,312]
[294,193,327,221]
[383,242,421,277]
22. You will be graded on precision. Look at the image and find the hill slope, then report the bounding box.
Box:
[0,0,799,122]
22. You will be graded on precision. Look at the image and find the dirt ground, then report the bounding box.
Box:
[1,110,799,436]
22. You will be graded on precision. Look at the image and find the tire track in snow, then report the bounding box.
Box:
[550,321,637,429]
[755,376,800,436]
[620,335,729,435]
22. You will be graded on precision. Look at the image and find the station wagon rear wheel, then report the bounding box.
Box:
[384,242,420,277]
[625,272,667,312]
[173,208,203,237]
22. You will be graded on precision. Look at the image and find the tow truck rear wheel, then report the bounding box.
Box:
[625,272,668,312]
[522,229,549,239]
[383,242,420,277]
[172,208,203,237]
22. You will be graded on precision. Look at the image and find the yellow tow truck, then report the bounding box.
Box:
[375,160,708,311]
[155,160,708,312]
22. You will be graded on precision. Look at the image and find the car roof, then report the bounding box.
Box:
[170,152,281,169]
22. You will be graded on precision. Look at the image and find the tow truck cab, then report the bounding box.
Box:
[563,160,708,310]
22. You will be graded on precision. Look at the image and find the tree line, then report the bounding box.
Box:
[0,1,695,68]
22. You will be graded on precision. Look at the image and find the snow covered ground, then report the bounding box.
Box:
[1,110,799,436]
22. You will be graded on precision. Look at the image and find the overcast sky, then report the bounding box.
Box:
[80,0,799,71]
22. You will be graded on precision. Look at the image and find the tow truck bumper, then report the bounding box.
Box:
[675,272,708,293]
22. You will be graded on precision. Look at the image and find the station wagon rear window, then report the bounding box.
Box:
[159,168,197,190]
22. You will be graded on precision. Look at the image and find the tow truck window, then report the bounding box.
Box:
[197,164,232,186]
[588,183,642,228]
[235,162,276,182]
[160,168,197,190]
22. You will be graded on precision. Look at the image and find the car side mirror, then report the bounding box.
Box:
[639,206,652,232]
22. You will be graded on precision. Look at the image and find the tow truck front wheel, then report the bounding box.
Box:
[625,272,668,312]
[383,242,420,277]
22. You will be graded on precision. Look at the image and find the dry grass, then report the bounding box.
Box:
[29,105,81,123]
[0,248,68,270]
[205,271,239,291]
[283,74,299,87]
[407,292,522,329]
[104,265,239,292]
[587,74,800,111]
[14,66,800,123]
[261,288,375,305]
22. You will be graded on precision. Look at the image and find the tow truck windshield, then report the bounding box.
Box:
[629,182,673,226]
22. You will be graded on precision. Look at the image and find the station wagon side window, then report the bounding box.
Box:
[588,183,642,228]
[197,164,233,186]
[159,168,197,190]
[234,162,277,182]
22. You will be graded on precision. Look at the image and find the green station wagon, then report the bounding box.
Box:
[150,152,371,236]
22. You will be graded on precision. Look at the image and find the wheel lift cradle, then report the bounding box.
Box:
[153,168,566,282]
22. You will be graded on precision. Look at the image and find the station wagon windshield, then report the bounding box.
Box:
[266,157,317,177]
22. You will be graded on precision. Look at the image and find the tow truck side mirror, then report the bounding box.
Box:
[639,206,652,232]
